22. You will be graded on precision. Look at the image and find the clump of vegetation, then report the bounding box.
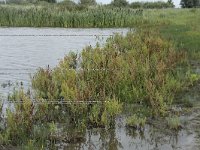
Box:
[0,87,87,147]
[0,88,53,146]
[126,115,146,130]
[166,116,182,130]
[180,0,200,8]
[89,98,122,128]
[110,0,129,7]
[0,5,143,27]
[188,73,200,85]
[79,0,96,6]
[31,31,189,116]
[130,1,174,9]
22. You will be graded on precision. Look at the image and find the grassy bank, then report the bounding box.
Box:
[159,9,200,60]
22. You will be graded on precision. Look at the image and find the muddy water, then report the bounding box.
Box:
[0,28,129,96]
[56,117,198,150]
[53,106,200,150]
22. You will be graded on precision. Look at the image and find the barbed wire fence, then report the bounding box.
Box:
[0,67,116,104]
[0,33,128,104]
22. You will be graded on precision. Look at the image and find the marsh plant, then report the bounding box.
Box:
[126,115,146,130]
[31,30,194,117]
[166,115,182,130]
[0,88,48,146]
[89,98,122,128]
[0,5,143,27]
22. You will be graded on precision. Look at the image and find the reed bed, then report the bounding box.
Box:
[0,5,143,27]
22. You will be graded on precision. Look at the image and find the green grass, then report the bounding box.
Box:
[0,5,143,27]
[155,9,200,60]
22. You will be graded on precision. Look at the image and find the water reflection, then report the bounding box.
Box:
[49,115,197,150]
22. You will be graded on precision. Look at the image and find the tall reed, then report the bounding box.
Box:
[0,5,143,27]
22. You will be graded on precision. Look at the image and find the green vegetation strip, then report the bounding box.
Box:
[0,5,143,27]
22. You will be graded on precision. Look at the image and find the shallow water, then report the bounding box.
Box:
[48,114,200,150]
[0,28,129,96]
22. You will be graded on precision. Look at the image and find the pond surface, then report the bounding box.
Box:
[0,28,129,96]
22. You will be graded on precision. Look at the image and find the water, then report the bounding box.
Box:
[0,28,129,96]
[82,122,195,150]
[48,114,199,150]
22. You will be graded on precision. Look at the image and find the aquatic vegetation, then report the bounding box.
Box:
[2,90,43,145]
[0,88,64,147]
[31,30,191,116]
[89,98,122,127]
[188,73,200,85]
[126,114,146,129]
[0,5,143,27]
[166,116,182,130]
